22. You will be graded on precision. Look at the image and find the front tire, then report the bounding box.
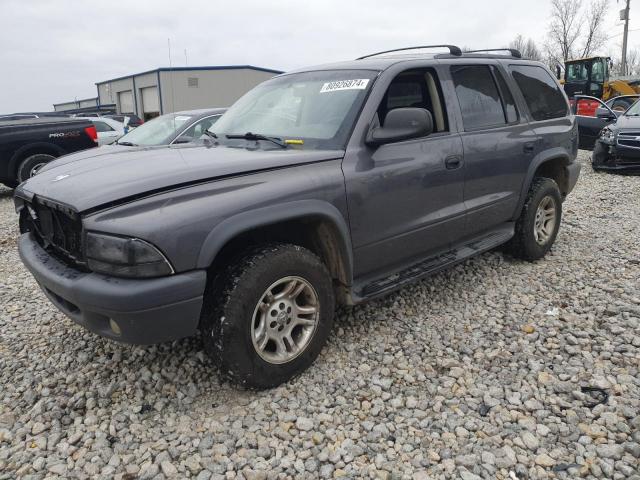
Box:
[17,153,55,183]
[201,244,335,389]
[507,177,562,261]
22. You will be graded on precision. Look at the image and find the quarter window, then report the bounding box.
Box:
[509,65,568,121]
[451,65,506,130]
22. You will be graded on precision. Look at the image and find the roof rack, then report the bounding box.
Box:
[465,48,522,58]
[356,45,463,60]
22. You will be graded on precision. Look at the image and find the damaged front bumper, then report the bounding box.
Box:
[592,140,640,174]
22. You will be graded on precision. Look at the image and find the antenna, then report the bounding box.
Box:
[184,49,188,66]
[168,38,176,122]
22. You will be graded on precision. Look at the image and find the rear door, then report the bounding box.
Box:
[448,62,536,238]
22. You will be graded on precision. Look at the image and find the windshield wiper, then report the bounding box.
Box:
[203,130,217,139]
[225,132,287,148]
[116,141,137,146]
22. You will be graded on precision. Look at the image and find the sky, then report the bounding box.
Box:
[0,0,636,113]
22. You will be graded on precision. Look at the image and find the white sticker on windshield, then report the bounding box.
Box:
[320,79,370,93]
[174,116,191,121]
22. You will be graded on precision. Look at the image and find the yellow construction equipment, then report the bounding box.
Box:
[560,56,640,114]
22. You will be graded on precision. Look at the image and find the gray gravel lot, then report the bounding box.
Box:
[0,151,639,480]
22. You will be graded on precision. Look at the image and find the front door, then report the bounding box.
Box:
[343,68,466,281]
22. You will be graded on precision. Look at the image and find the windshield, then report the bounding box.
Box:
[625,99,640,116]
[566,62,588,82]
[117,113,193,146]
[210,69,377,150]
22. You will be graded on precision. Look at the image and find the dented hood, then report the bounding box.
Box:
[17,144,343,213]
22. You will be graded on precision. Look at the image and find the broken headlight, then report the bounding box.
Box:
[85,232,174,278]
[599,127,616,145]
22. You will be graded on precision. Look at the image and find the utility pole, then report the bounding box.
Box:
[621,0,631,75]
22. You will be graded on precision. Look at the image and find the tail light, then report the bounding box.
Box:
[84,125,98,143]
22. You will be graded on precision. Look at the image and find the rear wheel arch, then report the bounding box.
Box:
[197,202,354,303]
[533,158,569,196]
[513,152,571,221]
[9,142,64,178]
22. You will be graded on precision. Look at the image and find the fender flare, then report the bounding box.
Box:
[196,199,354,283]
[8,142,65,176]
[512,147,572,221]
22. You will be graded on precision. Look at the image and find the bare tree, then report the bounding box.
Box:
[627,49,640,76]
[611,48,640,76]
[509,35,543,60]
[580,0,608,58]
[546,0,583,64]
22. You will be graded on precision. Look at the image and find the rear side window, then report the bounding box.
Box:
[451,65,505,130]
[93,121,114,132]
[509,65,568,121]
[491,67,518,123]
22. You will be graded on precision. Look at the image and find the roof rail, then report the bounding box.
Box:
[356,45,463,60]
[466,48,522,58]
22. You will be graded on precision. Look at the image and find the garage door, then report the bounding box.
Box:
[141,87,159,120]
[118,90,134,114]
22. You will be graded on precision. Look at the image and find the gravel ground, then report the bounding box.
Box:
[0,151,639,480]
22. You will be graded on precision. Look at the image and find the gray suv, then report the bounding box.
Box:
[15,45,580,388]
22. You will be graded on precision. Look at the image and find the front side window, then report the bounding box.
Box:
[509,65,568,121]
[210,70,377,150]
[180,115,221,141]
[451,65,506,130]
[117,113,194,146]
[377,68,448,133]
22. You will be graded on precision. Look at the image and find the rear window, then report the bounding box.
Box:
[509,65,568,121]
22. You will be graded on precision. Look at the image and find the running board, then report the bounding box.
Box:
[357,224,514,299]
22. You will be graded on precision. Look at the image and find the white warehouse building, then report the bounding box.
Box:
[97,65,282,120]
[54,65,282,118]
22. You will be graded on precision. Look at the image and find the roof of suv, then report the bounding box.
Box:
[285,47,535,75]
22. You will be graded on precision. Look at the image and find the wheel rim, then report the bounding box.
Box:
[251,276,320,364]
[533,195,557,245]
[29,163,46,177]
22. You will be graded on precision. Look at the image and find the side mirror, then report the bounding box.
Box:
[366,108,434,146]
[595,106,616,119]
[173,135,194,144]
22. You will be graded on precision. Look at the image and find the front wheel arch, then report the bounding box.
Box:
[196,200,354,289]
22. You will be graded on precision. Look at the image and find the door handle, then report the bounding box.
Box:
[445,155,463,170]
[523,142,535,154]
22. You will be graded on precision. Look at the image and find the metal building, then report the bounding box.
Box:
[53,97,113,114]
[95,65,282,120]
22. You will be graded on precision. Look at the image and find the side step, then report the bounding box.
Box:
[358,224,514,298]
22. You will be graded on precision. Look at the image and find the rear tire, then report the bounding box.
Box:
[201,243,335,389]
[17,153,55,183]
[507,177,562,261]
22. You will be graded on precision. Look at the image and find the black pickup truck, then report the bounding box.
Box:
[0,117,97,187]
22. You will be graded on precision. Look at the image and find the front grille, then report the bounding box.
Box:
[617,131,640,149]
[21,198,85,266]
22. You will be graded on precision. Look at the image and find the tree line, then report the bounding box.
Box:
[507,0,640,76]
